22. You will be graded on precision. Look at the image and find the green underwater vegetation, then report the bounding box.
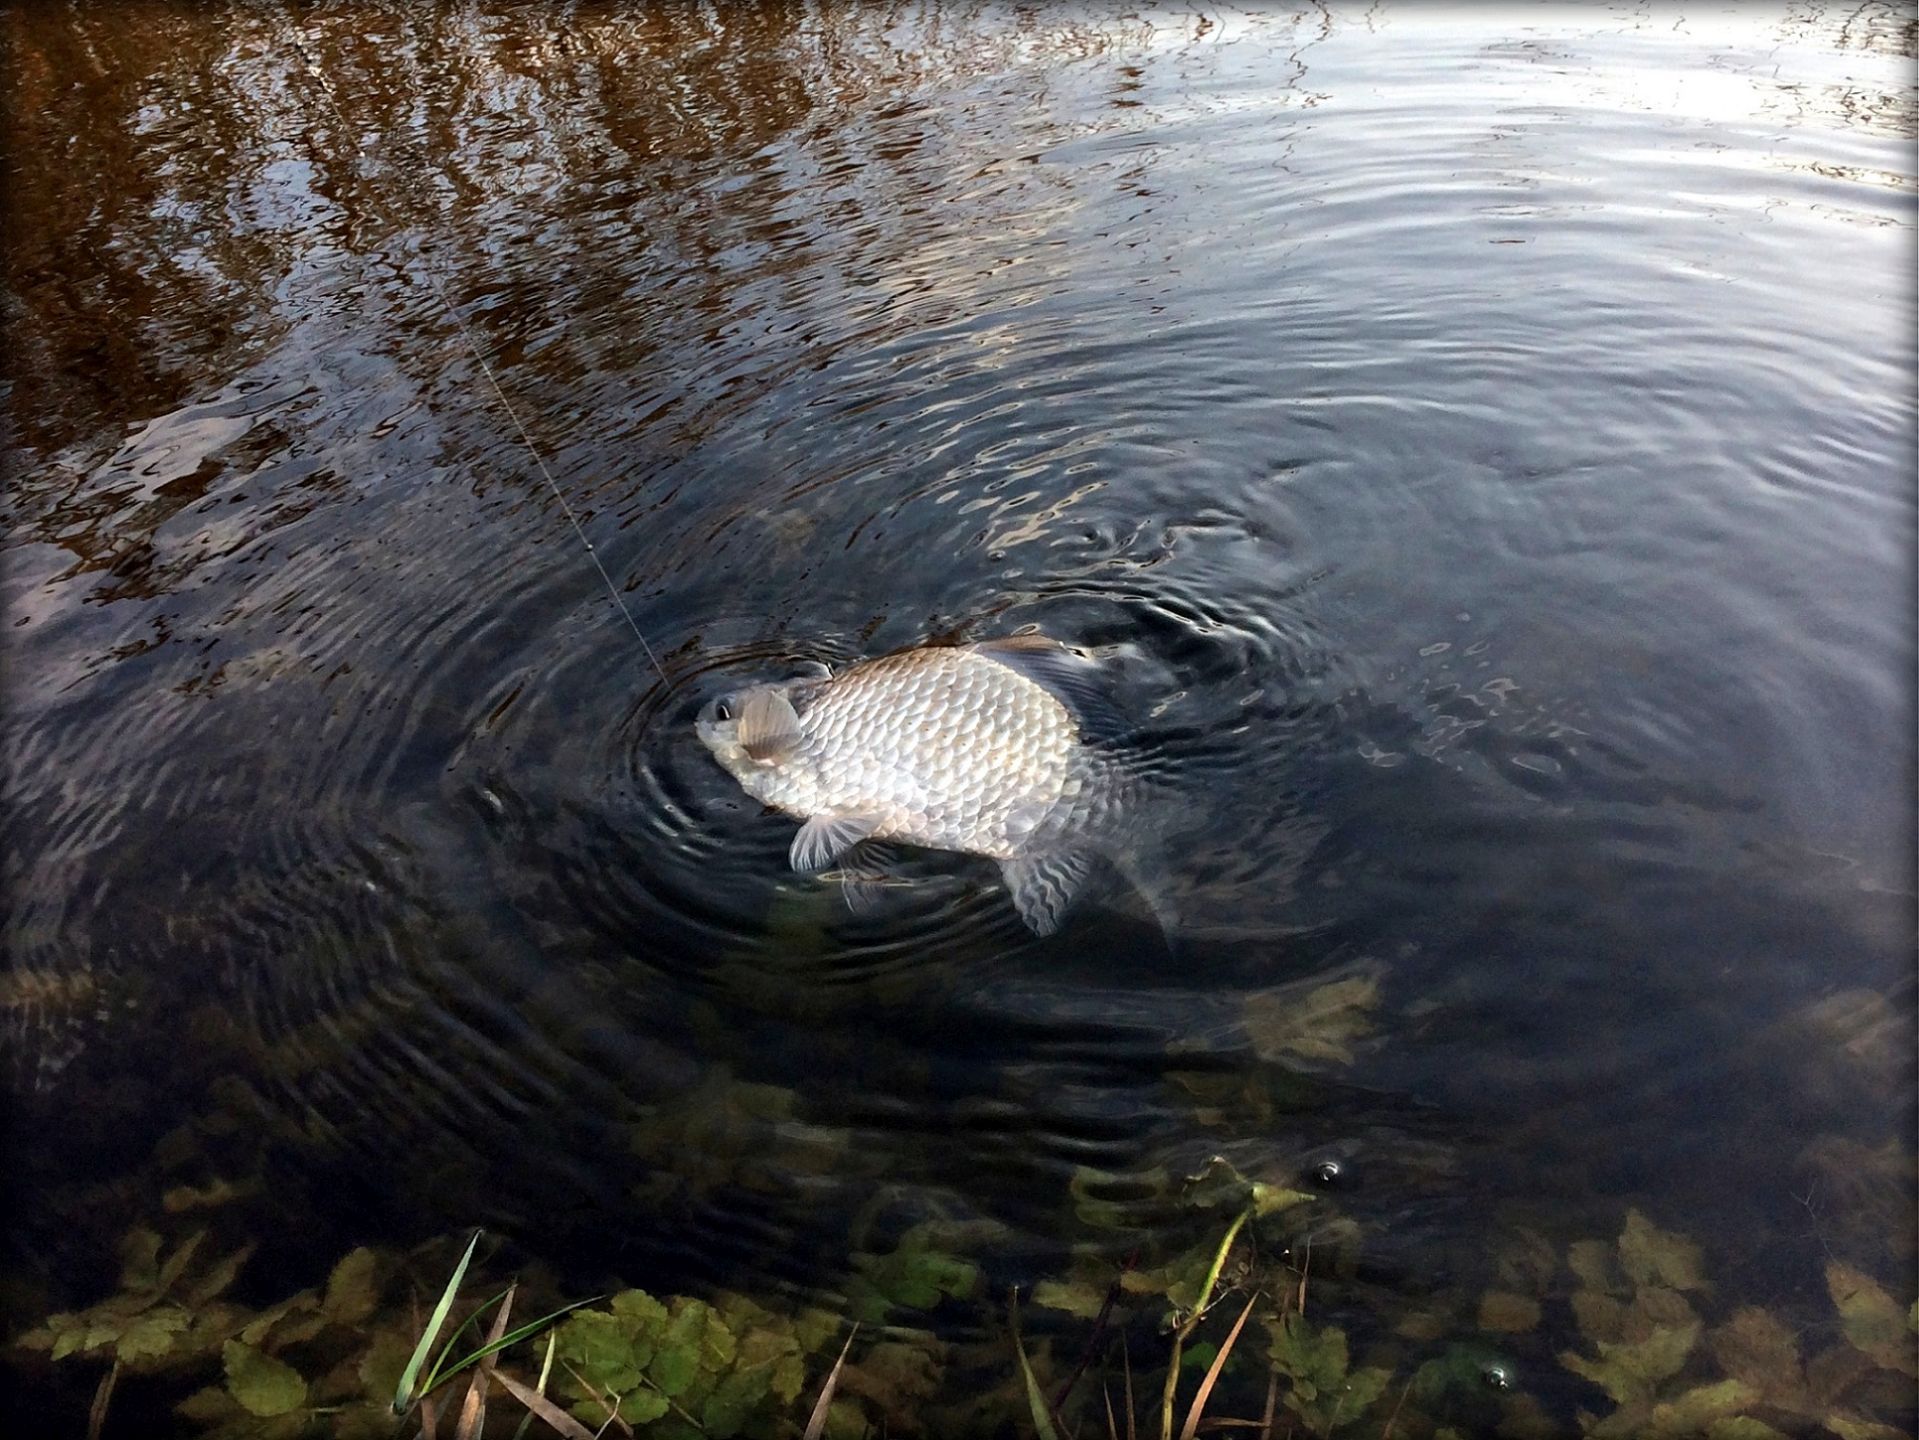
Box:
[7,971,1913,1438]
[11,1150,1915,1438]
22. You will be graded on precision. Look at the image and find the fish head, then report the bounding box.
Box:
[696,682,805,786]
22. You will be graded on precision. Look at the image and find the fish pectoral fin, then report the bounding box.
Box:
[999,848,1095,936]
[739,688,803,761]
[789,813,882,873]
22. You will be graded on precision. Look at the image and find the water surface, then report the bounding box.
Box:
[4,3,1914,1435]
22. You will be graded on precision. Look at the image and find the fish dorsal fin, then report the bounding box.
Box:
[790,813,881,872]
[739,688,802,761]
[973,635,1130,742]
[999,848,1095,936]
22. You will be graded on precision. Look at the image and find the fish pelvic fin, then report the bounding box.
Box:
[790,813,881,872]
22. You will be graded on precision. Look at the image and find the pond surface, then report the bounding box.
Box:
[4,3,1914,1436]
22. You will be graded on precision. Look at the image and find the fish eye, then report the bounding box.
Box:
[715,700,733,722]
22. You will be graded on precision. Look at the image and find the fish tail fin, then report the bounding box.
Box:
[1101,833,1181,958]
[1064,748,1184,955]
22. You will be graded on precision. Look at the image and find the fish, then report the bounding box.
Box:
[695,634,1171,937]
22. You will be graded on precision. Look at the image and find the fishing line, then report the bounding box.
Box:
[267,3,672,691]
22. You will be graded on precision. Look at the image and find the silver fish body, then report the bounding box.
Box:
[696,636,1155,935]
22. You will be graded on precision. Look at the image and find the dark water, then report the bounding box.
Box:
[4,2,1915,1433]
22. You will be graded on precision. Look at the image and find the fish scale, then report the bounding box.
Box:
[765,649,1071,857]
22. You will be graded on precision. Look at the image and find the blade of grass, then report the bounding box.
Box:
[510,1331,559,1440]
[491,1367,598,1440]
[802,1324,859,1440]
[1104,1384,1120,1440]
[424,1284,513,1398]
[1160,1207,1253,1440]
[1177,1293,1259,1440]
[419,1389,446,1440]
[1123,1335,1136,1440]
[1258,1364,1278,1440]
[396,1230,482,1413]
[417,1297,601,1401]
[1011,1291,1064,1440]
[455,1282,514,1440]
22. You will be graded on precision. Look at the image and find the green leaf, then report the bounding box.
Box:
[557,1309,646,1397]
[1705,1420,1790,1440]
[43,1314,85,1362]
[1825,1262,1916,1374]
[163,1177,252,1212]
[1708,1306,1804,1406]
[650,1339,700,1397]
[1643,1378,1753,1439]
[323,1248,381,1325]
[1636,1285,1700,1331]
[1823,1416,1908,1440]
[850,1224,978,1317]
[357,1330,415,1402]
[1268,1314,1390,1436]
[119,1227,165,1293]
[772,1351,807,1404]
[611,1289,669,1336]
[1032,1275,1107,1320]
[1250,1182,1315,1217]
[617,1388,671,1425]
[177,1383,243,1423]
[157,1230,208,1294]
[1618,1210,1706,1293]
[185,1244,256,1307]
[224,1339,309,1417]
[1494,1228,1559,1295]
[703,1361,774,1437]
[1182,1340,1220,1373]
[1571,1289,1630,1346]
[1122,1234,1228,1314]
[117,1306,190,1363]
[683,1296,737,1371]
[1340,1366,1393,1423]
[1560,1322,1699,1406]
[1569,1238,1620,1295]
[1477,1290,1541,1334]
[1269,1313,1349,1402]
[239,1291,319,1348]
[655,1299,718,1386]
[1244,974,1379,1068]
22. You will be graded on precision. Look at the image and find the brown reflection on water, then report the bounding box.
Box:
[3,3,1183,465]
